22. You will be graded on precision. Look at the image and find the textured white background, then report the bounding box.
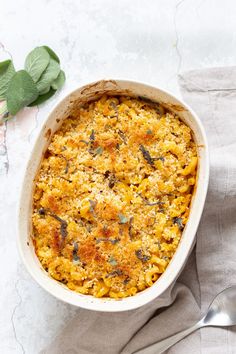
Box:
[1,0,236,353]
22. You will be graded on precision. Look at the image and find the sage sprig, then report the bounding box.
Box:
[0,45,66,122]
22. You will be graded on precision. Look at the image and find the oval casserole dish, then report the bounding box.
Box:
[17,79,209,312]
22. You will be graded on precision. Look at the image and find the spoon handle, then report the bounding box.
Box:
[133,321,202,354]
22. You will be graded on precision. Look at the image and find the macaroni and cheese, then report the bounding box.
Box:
[32,95,197,298]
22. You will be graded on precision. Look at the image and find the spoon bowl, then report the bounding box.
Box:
[202,286,236,327]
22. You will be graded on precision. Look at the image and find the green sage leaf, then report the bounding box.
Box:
[0,60,16,100]
[51,70,65,90]
[6,70,39,115]
[40,86,51,95]
[0,101,8,115]
[28,88,56,107]
[25,47,50,83]
[43,46,60,63]
[36,59,60,93]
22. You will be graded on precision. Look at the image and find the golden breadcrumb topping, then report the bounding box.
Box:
[32,95,197,298]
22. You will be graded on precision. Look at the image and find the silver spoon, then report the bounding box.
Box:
[134,286,236,354]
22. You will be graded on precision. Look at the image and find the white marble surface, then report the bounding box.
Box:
[1,0,236,353]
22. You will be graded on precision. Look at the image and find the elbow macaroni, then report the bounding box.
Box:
[32,95,197,298]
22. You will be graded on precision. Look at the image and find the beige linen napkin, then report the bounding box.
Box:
[43,67,236,354]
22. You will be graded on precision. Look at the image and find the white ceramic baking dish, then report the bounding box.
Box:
[17,79,209,312]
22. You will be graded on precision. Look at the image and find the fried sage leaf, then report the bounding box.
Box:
[173,217,184,230]
[38,207,68,239]
[106,269,123,278]
[72,242,80,264]
[138,193,164,206]
[135,249,150,262]
[128,216,134,239]
[139,145,155,166]
[118,213,128,224]
[96,238,119,245]
[109,256,118,266]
